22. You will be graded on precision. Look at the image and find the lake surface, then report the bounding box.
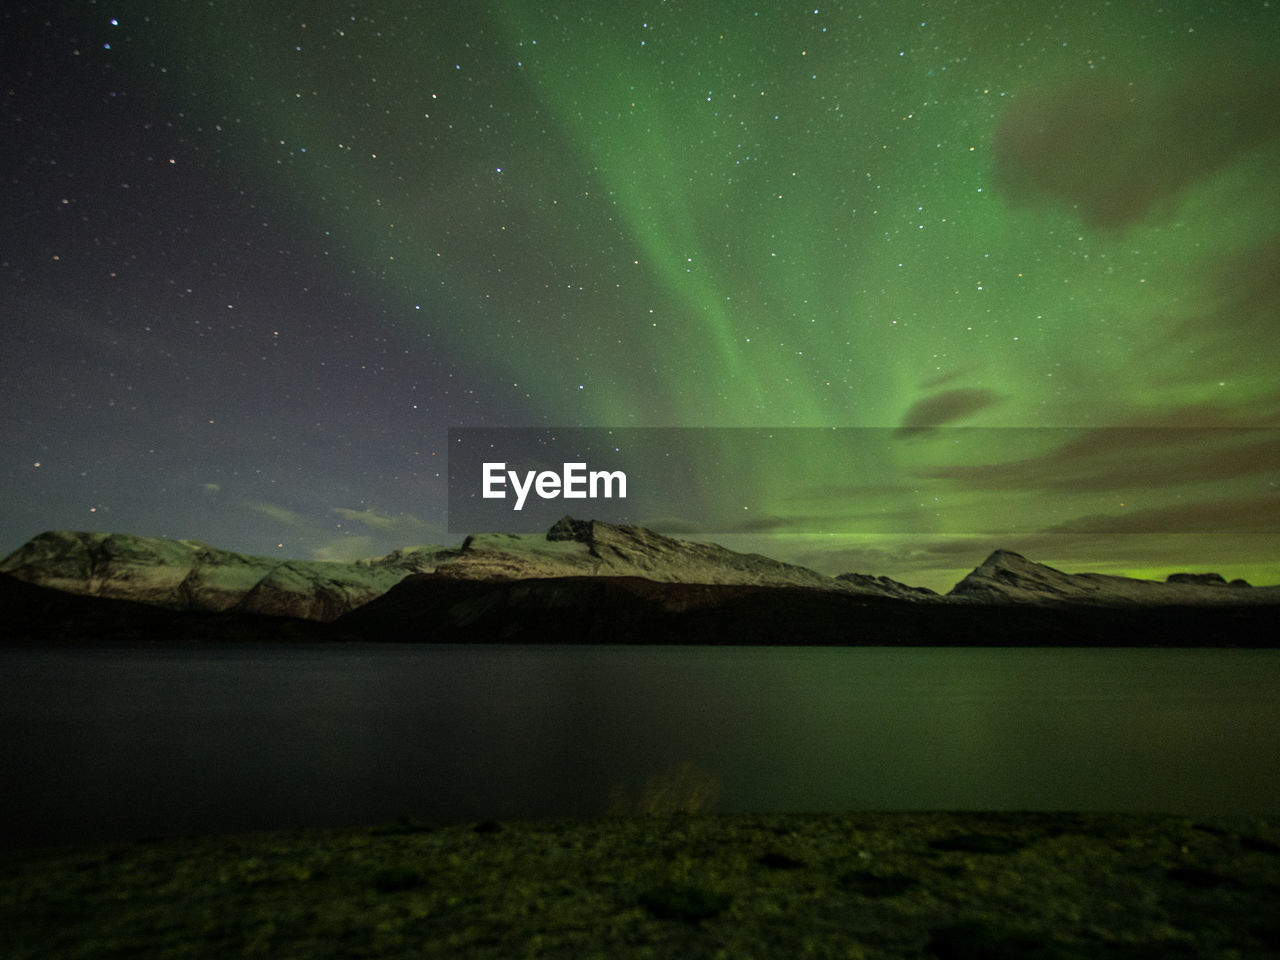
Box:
[2,644,1278,847]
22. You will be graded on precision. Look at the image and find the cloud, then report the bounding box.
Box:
[331,506,404,532]
[919,368,971,390]
[310,536,378,563]
[1210,231,1280,325]
[243,501,307,527]
[895,388,1001,438]
[917,427,1280,494]
[1044,492,1280,534]
[992,65,1280,229]
[1141,234,1280,378]
[639,516,719,535]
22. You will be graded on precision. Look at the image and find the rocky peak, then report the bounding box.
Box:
[949,550,1083,603]
[436,517,933,597]
[950,549,1278,606]
[546,515,593,543]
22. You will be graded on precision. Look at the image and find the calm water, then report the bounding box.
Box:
[1,644,1277,847]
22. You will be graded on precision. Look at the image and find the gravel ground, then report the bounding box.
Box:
[3,811,1279,959]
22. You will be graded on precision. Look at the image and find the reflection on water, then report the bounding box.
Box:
[1,644,1277,846]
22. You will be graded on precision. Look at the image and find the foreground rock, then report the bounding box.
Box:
[3,811,1277,959]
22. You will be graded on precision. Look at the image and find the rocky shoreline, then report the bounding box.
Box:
[4,810,1278,958]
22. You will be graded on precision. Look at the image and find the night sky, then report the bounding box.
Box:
[2,1,1278,591]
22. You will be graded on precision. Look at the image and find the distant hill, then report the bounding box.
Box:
[0,530,454,622]
[949,548,1278,606]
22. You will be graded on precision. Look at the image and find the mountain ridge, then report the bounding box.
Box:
[1,520,1276,641]
[0,518,936,621]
